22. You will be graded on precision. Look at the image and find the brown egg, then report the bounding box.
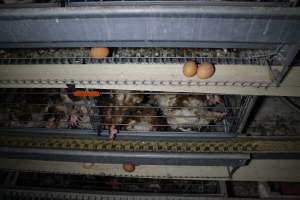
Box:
[123,163,135,173]
[90,47,109,58]
[197,62,215,79]
[183,61,198,78]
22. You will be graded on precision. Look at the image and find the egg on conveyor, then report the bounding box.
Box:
[183,61,198,77]
[123,163,136,173]
[197,62,215,79]
[90,47,110,58]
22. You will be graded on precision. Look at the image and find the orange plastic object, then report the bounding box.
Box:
[73,90,100,97]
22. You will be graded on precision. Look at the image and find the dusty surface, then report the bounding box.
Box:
[227,181,259,197]
[245,97,300,136]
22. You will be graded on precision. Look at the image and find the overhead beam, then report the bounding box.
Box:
[0,3,299,48]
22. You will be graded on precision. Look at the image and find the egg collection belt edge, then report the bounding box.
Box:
[0,135,299,153]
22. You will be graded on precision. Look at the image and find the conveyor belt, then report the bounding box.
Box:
[0,56,269,65]
[0,135,299,154]
[0,134,299,174]
[0,189,228,200]
[0,134,300,179]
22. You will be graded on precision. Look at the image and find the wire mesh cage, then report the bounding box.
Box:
[0,48,278,65]
[0,88,254,138]
[12,171,222,195]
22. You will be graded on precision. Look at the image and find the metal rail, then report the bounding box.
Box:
[0,147,251,167]
[0,188,228,200]
[0,134,300,172]
[0,134,299,154]
[0,130,255,170]
[0,56,270,65]
[0,3,299,48]
[0,128,238,140]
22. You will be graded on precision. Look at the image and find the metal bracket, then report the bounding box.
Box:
[289,0,299,7]
[3,171,18,187]
[85,89,103,136]
[237,96,258,135]
[227,166,241,179]
[268,44,300,85]
[66,84,76,92]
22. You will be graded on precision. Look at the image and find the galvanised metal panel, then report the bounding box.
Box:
[0,147,250,166]
[0,3,299,48]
